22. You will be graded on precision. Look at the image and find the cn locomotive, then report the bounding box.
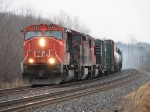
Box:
[21,24,122,85]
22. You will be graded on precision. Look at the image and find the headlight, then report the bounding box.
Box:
[29,59,34,63]
[49,58,55,64]
[39,38,45,47]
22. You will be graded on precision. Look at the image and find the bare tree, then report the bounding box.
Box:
[0,0,12,21]
[52,11,91,34]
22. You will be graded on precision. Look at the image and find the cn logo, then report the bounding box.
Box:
[34,51,50,57]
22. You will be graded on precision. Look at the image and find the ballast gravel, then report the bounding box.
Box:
[0,69,128,102]
[30,69,150,112]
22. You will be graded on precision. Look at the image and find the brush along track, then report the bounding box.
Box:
[0,69,129,98]
[0,69,139,112]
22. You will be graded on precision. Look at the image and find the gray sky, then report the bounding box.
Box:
[7,0,150,43]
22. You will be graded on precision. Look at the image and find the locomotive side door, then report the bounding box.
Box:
[64,31,73,64]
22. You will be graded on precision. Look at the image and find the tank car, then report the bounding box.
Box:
[114,46,122,71]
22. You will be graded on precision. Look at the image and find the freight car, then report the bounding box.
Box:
[21,24,122,85]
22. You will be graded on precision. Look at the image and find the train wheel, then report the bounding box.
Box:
[98,70,102,77]
[74,71,78,81]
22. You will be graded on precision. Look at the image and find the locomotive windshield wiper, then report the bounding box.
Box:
[45,30,62,40]
[51,36,58,40]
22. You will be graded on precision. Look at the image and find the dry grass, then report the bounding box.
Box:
[124,81,150,112]
[111,81,150,112]
[0,78,27,89]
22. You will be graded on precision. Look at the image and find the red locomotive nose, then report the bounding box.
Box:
[24,37,63,64]
[29,37,59,50]
[39,38,45,47]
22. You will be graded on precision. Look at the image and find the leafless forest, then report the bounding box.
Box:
[0,1,150,88]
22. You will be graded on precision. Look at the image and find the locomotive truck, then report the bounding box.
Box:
[21,24,122,85]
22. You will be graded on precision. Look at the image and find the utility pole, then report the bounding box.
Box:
[128,40,129,63]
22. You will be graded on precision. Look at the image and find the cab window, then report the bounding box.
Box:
[73,35,81,43]
[44,30,62,40]
[25,31,42,40]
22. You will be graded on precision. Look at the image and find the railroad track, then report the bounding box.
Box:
[0,69,128,98]
[0,69,139,112]
[0,86,33,97]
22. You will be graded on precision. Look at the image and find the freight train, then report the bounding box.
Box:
[21,24,122,85]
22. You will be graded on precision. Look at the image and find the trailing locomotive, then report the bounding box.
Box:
[21,24,122,85]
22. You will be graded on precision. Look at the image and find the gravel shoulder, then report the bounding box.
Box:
[31,69,150,112]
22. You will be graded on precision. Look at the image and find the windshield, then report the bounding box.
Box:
[73,35,81,43]
[44,30,62,40]
[25,31,42,40]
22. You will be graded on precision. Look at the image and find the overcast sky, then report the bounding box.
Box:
[7,0,150,43]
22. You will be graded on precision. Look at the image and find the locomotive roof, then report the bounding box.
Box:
[21,24,92,38]
[21,24,70,32]
[22,24,88,35]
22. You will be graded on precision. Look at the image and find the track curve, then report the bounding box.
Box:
[0,69,139,112]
